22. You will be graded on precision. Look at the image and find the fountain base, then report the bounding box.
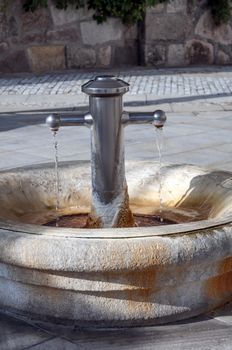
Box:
[0,161,231,327]
[45,213,176,228]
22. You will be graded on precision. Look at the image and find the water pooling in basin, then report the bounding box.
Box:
[45,213,177,228]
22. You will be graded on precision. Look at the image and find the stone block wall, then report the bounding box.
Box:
[145,0,232,66]
[0,0,232,73]
[0,0,137,73]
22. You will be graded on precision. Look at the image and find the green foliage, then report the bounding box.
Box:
[23,0,48,12]
[86,0,166,24]
[208,0,232,25]
[22,0,167,23]
[21,0,232,26]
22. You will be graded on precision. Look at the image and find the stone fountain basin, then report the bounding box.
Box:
[0,161,231,327]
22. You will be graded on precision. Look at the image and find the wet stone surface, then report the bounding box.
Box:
[45,213,177,228]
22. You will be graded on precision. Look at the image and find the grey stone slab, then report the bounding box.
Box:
[166,130,231,149]
[213,143,232,154]
[27,337,79,349]
[0,312,52,350]
[171,101,225,113]
[163,148,231,168]
[0,150,50,170]
[210,302,232,325]
[27,317,232,350]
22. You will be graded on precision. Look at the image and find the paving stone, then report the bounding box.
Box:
[26,337,79,349]
[210,302,232,325]
[25,316,232,350]
[0,312,52,350]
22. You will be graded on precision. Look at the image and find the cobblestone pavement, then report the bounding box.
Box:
[1,67,232,97]
[1,66,232,112]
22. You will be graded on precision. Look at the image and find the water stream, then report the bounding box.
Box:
[155,127,164,222]
[53,131,60,227]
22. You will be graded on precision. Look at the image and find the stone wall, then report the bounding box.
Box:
[145,0,232,66]
[0,0,232,73]
[0,0,137,73]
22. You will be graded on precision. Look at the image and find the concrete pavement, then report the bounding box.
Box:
[1,302,232,350]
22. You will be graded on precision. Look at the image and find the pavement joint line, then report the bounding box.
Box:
[21,337,57,350]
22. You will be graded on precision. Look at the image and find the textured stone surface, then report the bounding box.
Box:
[21,8,51,33]
[146,44,166,66]
[0,41,8,52]
[149,3,165,13]
[22,33,46,45]
[0,162,231,326]
[124,24,138,40]
[0,312,52,350]
[1,0,232,72]
[168,44,186,66]
[186,39,214,65]
[0,13,7,40]
[195,11,232,45]
[216,50,231,65]
[114,44,138,66]
[46,27,80,42]
[1,310,232,350]
[50,3,93,26]
[0,49,30,73]
[146,13,189,41]
[7,16,18,36]
[167,0,187,13]
[50,3,81,26]
[98,46,112,67]
[27,45,65,73]
[67,46,96,68]
[81,19,123,45]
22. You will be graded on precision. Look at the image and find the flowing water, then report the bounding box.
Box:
[53,131,60,227]
[155,127,164,222]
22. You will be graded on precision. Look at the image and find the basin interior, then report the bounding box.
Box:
[0,161,232,227]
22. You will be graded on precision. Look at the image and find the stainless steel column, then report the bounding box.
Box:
[82,76,133,227]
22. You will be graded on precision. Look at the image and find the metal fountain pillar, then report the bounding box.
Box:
[46,75,166,228]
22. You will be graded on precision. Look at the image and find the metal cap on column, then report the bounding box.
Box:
[82,75,129,96]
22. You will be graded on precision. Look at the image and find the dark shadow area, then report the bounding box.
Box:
[1,307,231,350]
[0,108,89,131]
[125,92,232,107]
[0,90,230,128]
[1,65,232,83]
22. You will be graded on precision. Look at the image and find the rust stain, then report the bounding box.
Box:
[220,257,232,274]
[206,271,232,300]
[205,257,232,300]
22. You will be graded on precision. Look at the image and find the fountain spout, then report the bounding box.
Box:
[46,75,166,228]
[46,113,93,132]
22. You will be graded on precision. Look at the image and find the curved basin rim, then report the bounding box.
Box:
[0,216,232,239]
